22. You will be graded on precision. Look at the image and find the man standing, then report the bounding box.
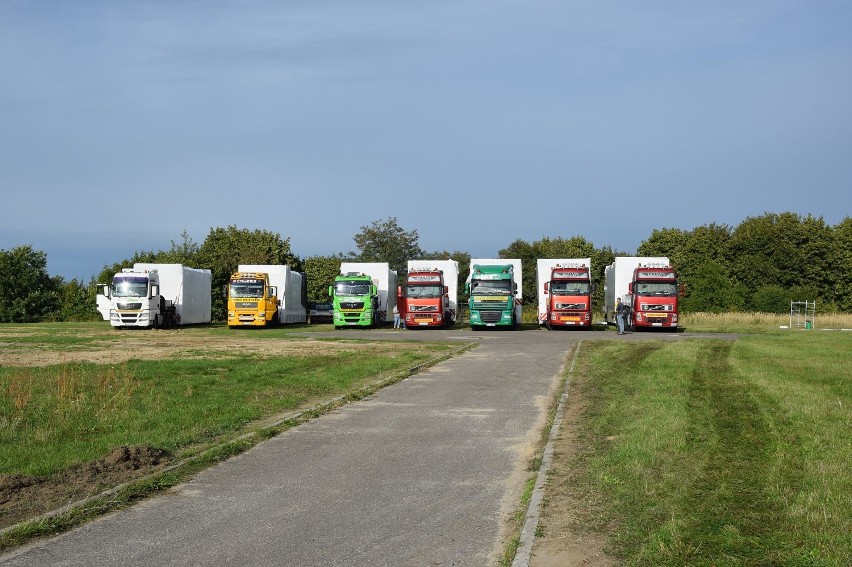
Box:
[616,297,629,335]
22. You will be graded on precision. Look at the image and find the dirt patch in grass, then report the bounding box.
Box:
[0,333,380,367]
[0,446,171,530]
[529,354,616,567]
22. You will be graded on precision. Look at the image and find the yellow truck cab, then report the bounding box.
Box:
[227,272,278,327]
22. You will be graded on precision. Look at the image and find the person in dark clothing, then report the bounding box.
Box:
[616,297,629,335]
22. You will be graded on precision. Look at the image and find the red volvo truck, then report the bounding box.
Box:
[400,260,459,328]
[536,259,593,329]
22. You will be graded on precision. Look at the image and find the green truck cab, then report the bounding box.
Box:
[329,272,379,328]
[466,262,522,329]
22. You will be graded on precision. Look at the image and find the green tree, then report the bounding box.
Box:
[352,217,422,275]
[160,230,201,265]
[681,259,744,313]
[750,284,790,313]
[637,227,689,260]
[498,238,538,306]
[303,255,343,305]
[58,278,100,321]
[832,217,852,311]
[198,226,301,320]
[0,246,61,322]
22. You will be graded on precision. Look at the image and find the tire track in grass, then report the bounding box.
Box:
[684,341,790,562]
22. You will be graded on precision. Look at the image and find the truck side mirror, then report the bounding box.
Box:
[398,285,402,296]
[97,284,111,299]
[328,285,333,297]
[543,283,549,294]
[223,285,228,298]
[444,285,448,295]
[591,282,598,293]
[628,283,633,294]
[679,283,686,297]
[269,286,277,297]
[464,283,470,294]
[513,282,518,293]
[371,285,377,296]
[151,284,159,298]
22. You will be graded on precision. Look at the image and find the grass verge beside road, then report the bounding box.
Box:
[535,332,851,566]
[0,323,462,544]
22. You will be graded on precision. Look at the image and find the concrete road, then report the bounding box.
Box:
[3,328,582,567]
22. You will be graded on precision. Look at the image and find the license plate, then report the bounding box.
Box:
[560,316,581,322]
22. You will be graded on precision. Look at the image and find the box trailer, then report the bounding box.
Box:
[96,263,212,328]
[237,264,307,325]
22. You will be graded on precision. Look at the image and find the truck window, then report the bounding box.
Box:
[551,281,590,294]
[334,281,371,296]
[230,283,264,298]
[405,285,442,298]
[636,282,678,296]
[112,277,149,298]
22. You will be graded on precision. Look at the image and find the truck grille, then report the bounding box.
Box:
[556,303,584,310]
[235,302,257,309]
[641,304,671,311]
[341,302,364,310]
[480,311,502,323]
[117,302,142,310]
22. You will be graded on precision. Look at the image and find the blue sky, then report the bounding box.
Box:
[2,1,850,281]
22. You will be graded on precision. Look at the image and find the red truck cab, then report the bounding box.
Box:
[629,265,679,329]
[544,265,593,329]
[400,269,449,328]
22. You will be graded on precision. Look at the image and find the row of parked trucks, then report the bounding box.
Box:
[94,257,681,331]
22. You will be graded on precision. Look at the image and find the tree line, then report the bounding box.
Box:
[1,213,849,323]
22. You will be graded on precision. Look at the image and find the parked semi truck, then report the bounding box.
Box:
[227,264,307,328]
[465,259,523,329]
[96,263,212,329]
[536,259,593,329]
[330,262,398,328]
[604,257,680,330]
[401,259,460,328]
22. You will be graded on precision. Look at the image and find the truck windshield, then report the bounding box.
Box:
[405,284,442,298]
[112,277,149,298]
[636,282,678,296]
[230,283,264,298]
[470,279,512,294]
[551,281,590,294]
[335,281,371,296]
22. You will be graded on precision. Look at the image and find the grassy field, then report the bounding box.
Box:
[0,322,457,477]
[539,331,851,565]
[681,311,852,333]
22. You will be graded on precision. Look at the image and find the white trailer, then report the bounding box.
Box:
[340,262,398,324]
[468,258,523,323]
[238,264,306,324]
[96,263,212,328]
[536,258,591,325]
[407,259,460,323]
[604,256,669,322]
